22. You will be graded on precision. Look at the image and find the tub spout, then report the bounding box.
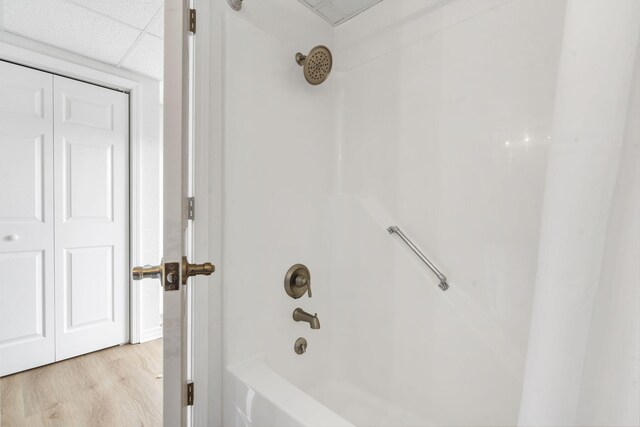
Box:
[293,308,320,329]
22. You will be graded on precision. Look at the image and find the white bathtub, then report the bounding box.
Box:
[225,357,440,427]
[226,357,354,427]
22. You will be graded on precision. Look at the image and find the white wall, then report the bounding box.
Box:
[518,1,640,424]
[217,0,338,420]
[217,0,566,425]
[576,44,640,427]
[218,0,335,368]
[0,31,163,343]
[214,0,638,426]
[325,0,565,425]
[335,0,565,365]
[138,82,162,342]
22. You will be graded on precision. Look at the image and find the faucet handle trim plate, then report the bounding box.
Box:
[285,264,312,298]
[294,337,307,355]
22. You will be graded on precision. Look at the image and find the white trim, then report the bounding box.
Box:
[189,0,222,425]
[140,325,163,343]
[129,86,142,344]
[0,32,141,90]
[0,32,158,347]
[191,1,209,423]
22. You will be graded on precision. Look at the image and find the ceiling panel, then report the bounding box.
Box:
[2,0,141,65]
[69,0,163,30]
[298,0,384,25]
[145,7,164,38]
[331,0,381,16]
[120,33,163,80]
[316,3,343,25]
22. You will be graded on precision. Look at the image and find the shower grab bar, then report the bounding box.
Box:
[387,226,449,291]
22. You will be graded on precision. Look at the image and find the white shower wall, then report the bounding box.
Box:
[576,46,640,427]
[217,0,638,426]
[334,0,566,367]
[321,0,567,424]
[220,0,337,379]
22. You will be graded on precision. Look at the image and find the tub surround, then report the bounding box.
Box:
[216,0,638,426]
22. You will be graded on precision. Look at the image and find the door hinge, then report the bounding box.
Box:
[188,197,195,220]
[189,9,196,34]
[187,381,194,406]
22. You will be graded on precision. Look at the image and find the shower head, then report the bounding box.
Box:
[295,45,332,85]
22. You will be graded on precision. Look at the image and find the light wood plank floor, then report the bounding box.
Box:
[0,339,162,427]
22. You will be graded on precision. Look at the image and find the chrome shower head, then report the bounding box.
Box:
[295,45,332,85]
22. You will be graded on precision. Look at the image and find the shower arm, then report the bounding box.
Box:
[387,226,449,291]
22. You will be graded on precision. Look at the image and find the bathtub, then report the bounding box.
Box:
[226,357,354,427]
[225,263,522,427]
[225,356,444,427]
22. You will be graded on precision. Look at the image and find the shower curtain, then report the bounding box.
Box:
[518,0,640,425]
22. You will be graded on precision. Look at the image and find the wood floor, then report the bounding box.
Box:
[0,339,162,427]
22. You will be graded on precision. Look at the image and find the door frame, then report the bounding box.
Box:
[189,0,221,424]
[0,32,159,346]
[163,0,219,423]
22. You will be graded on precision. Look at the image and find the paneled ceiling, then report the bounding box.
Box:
[298,0,384,26]
[0,0,385,79]
[0,0,164,80]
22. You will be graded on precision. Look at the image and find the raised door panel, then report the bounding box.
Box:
[0,133,44,222]
[53,76,129,361]
[64,139,114,222]
[62,94,114,131]
[0,250,55,376]
[0,251,45,344]
[0,61,54,376]
[63,246,114,330]
[0,78,45,118]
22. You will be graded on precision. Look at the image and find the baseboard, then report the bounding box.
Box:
[139,326,163,343]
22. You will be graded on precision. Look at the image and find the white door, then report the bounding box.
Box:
[133,1,214,425]
[0,61,55,376]
[164,0,192,424]
[53,76,129,361]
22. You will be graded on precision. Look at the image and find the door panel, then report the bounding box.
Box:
[0,79,46,118]
[62,94,115,130]
[64,139,114,221]
[64,246,114,329]
[53,76,129,361]
[0,251,45,343]
[0,61,54,376]
[0,134,45,221]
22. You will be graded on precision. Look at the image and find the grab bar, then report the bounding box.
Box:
[387,226,449,291]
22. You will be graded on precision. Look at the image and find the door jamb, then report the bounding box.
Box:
[190,0,221,424]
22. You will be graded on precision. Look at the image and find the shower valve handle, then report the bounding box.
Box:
[285,264,312,299]
[295,275,312,298]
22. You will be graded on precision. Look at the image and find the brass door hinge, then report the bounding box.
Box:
[189,9,196,33]
[187,381,194,406]
[188,197,195,220]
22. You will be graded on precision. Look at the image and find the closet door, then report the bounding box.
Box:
[53,76,129,361]
[0,61,55,376]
